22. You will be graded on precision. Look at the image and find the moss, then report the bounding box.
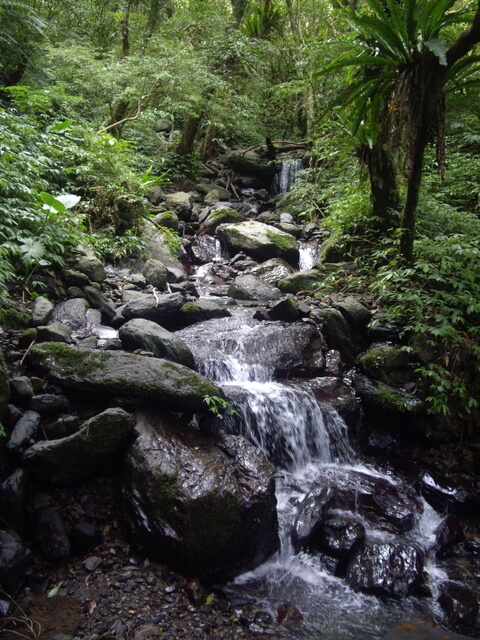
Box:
[357,345,417,386]
[265,228,297,251]
[18,328,38,348]
[373,383,420,414]
[30,342,110,378]
[0,308,31,330]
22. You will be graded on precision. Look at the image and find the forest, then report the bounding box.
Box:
[1,0,480,430]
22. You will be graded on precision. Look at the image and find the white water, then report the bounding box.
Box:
[298,240,321,271]
[180,311,448,638]
[274,158,303,194]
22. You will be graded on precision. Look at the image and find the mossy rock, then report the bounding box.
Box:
[28,342,222,411]
[224,149,276,181]
[0,308,31,330]
[357,344,418,386]
[217,221,298,265]
[200,207,246,235]
[180,299,231,326]
[153,210,179,231]
[353,374,423,421]
[277,269,321,294]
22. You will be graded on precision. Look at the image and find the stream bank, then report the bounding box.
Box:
[0,157,479,639]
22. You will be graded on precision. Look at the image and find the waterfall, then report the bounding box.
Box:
[274,158,303,194]
[298,240,321,271]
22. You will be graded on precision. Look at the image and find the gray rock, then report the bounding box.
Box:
[165,192,195,217]
[37,322,73,344]
[0,348,10,422]
[119,318,195,368]
[334,296,371,330]
[7,410,41,452]
[196,183,231,200]
[148,185,164,206]
[346,542,424,598]
[32,296,54,326]
[437,582,479,631]
[62,269,91,287]
[53,298,90,331]
[217,221,299,265]
[28,343,222,411]
[246,258,296,285]
[118,292,185,330]
[35,507,71,560]
[83,286,116,323]
[311,307,358,364]
[0,469,28,531]
[228,275,282,303]
[29,393,69,416]
[180,299,231,327]
[200,207,246,235]
[72,255,106,283]
[24,408,133,484]
[269,297,300,321]
[277,268,320,294]
[166,266,185,283]
[123,410,279,582]
[143,259,168,290]
[224,150,277,182]
[0,530,31,599]
[9,376,34,404]
[156,118,173,132]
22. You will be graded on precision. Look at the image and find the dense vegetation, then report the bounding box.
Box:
[1,0,479,429]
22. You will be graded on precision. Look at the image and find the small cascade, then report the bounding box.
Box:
[298,239,321,271]
[274,158,303,194]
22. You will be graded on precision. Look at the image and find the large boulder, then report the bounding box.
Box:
[123,410,279,582]
[346,542,425,598]
[180,299,231,327]
[217,221,299,265]
[228,275,282,303]
[277,268,320,294]
[119,318,195,369]
[246,258,296,285]
[116,292,185,330]
[23,408,134,484]
[52,298,90,331]
[28,343,222,411]
[224,149,277,183]
[199,207,246,235]
[143,259,168,290]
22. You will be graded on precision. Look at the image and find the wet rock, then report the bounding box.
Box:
[72,255,106,283]
[7,409,41,452]
[37,322,73,344]
[316,515,366,568]
[116,292,184,330]
[166,266,185,283]
[277,602,303,626]
[35,507,71,560]
[291,487,336,551]
[190,235,222,264]
[346,542,425,598]
[29,393,69,416]
[70,522,103,555]
[143,259,168,291]
[32,296,55,326]
[311,307,358,364]
[420,471,480,517]
[123,410,279,583]
[42,414,80,440]
[217,221,299,266]
[53,298,90,331]
[180,298,231,326]
[197,183,231,201]
[0,347,9,424]
[0,469,28,530]
[28,343,222,411]
[199,207,246,235]
[352,374,423,425]
[310,377,359,426]
[23,408,133,484]
[277,268,320,294]
[83,286,116,323]
[269,296,300,321]
[435,515,465,558]
[228,275,282,303]
[119,318,195,368]
[245,258,296,285]
[224,149,277,183]
[437,582,479,631]
[0,529,31,600]
[10,376,34,405]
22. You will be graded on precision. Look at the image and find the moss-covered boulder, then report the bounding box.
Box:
[352,374,424,425]
[217,221,299,265]
[228,275,282,303]
[180,299,231,327]
[199,207,246,235]
[153,210,179,231]
[0,347,10,429]
[277,268,321,294]
[311,307,359,364]
[28,343,222,411]
[356,344,418,387]
[123,410,279,582]
[23,408,133,484]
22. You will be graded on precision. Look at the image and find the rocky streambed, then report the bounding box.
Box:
[1,163,480,639]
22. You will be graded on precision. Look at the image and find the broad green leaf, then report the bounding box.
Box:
[48,119,74,132]
[424,39,448,66]
[39,191,67,214]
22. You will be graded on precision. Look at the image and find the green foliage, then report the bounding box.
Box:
[89,226,147,264]
[203,394,239,419]
[243,0,285,39]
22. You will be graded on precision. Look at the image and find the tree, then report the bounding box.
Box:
[327,0,480,262]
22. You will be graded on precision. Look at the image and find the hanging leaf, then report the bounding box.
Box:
[39,191,67,214]
[424,39,448,66]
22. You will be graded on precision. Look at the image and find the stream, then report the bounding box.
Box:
[177,302,453,639]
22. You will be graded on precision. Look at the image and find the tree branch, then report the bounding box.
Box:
[447,0,480,65]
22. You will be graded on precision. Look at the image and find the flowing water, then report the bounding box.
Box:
[178,309,450,638]
[274,158,303,194]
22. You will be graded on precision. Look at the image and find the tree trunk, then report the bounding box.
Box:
[230,0,249,23]
[144,0,160,44]
[176,113,204,157]
[363,142,400,231]
[120,0,131,59]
